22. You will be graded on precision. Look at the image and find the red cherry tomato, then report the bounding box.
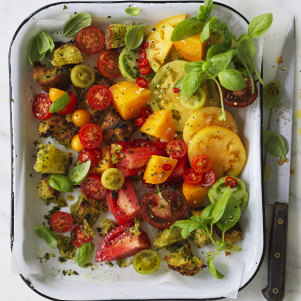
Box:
[134,116,146,127]
[156,139,167,150]
[136,77,148,88]
[97,50,120,79]
[50,212,73,233]
[191,155,212,174]
[140,107,152,119]
[32,93,52,120]
[139,65,151,75]
[141,41,149,49]
[225,176,238,188]
[79,123,103,149]
[138,49,146,59]
[57,91,77,115]
[81,174,107,200]
[166,140,187,159]
[78,149,101,168]
[200,170,216,187]
[71,224,93,247]
[137,58,149,67]
[86,85,113,111]
[183,168,203,185]
[75,26,105,55]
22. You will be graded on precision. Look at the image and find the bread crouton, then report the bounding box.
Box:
[51,43,83,66]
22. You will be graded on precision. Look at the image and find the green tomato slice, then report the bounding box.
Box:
[101,168,125,190]
[70,64,95,88]
[179,87,206,110]
[133,249,160,274]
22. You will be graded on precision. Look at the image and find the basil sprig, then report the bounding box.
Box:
[263,80,282,110]
[263,130,287,160]
[49,93,70,113]
[63,12,92,37]
[69,161,91,185]
[48,174,74,192]
[35,225,57,248]
[248,13,273,39]
[28,31,54,65]
[77,242,95,267]
[125,25,145,50]
[125,7,141,16]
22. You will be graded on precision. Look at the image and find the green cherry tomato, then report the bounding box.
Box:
[101,168,125,190]
[70,64,95,88]
[179,86,206,110]
[133,249,160,275]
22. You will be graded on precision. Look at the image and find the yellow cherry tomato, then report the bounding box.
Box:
[49,88,66,102]
[72,109,91,127]
[71,134,84,151]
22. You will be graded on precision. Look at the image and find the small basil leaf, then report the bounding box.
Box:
[48,174,73,192]
[63,12,92,37]
[36,32,51,54]
[206,49,237,75]
[204,0,213,15]
[200,16,218,43]
[211,186,231,225]
[171,17,203,42]
[29,36,46,65]
[181,71,203,99]
[200,204,214,222]
[49,92,70,113]
[206,43,229,60]
[172,219,202,239]
[77,242,95,267]
[263,80,282,110]
[125,7,141,16]
[263,130,287,159]
[218,69,246,91]
[184,61,204,73]
[46,34,55,56]
[125,25,145,50]
[220,22,232,48]
[35,225,57,248]
[237,37,256,68]
[68,161,91,185]
[208,256,224,279]
[248,13,273,39]
[197,0,213,22]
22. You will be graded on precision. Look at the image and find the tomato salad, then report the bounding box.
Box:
[31,1,272,279]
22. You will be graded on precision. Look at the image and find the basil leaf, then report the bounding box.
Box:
[48,174,73,192]
[63,12,92,37]
[218,69,246,91]
[171,18,203,42]
[29,36,45,65]
[206,49,237,75]
[220,22,232,48]
[181,71,203,99]
[68,161,91,185]
[36,32,51,54]
[197,0,213,22]
[46,34,55,56]
[211,186,231,225]
[248,13,273,39]
[200,204,214,222]
[49,92,70,113]
[125,25,145,50]
[263,130,287,159]
[172,219,203,239]
[216,198,241,233]
[200,16,218,43]
[263,80,282,110]
[77,242,95,267]
[207,256,224,279]
[35,225,57,248]
[125,7,141,16]
[237,37,256,68]
[184,61,204,73]
[206,43,229,60]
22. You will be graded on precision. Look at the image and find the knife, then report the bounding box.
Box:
[262,18,295,301]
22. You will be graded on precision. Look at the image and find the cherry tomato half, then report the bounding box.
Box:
[200,170,216,187]
[183,168,203,185]
[86,85,113,111]
[72,109,91,127]
[136,77,148,88]
[97,50,120,79]
[32,93,52,120]
[50,212,74,233]
[76,26,105,55]
[191,155,212,174]
[139,65,151,75]
[57,91,77,115]
[166,140,187,159]
[81,174,107,200]
[71,134,85,152]
[71,224,93,247]
[78,148,101,168]
[79,123,103,149]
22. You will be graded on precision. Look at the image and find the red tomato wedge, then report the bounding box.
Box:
[95,223,151,262]
[81,174,107,200]
[32,93,52,120]
[191,154,212,174]
[107,179,141,225]
[75,26,105,55]
[78,148,101,168]
[166,140,187,159]
[50,212,73,233]
[141,188,188,229]
[71,224,93,247]
[79,123,103,149]
[97,50,120,79]
[57,91,77,115]
[87,85,113,111]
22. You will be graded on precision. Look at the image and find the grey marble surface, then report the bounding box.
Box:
[1,0,301,300]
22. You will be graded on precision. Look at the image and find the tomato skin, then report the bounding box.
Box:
[166,140,187,159]
[50,212,74,233]
[72,109,91,127]
[58,91,77,115]
[79,123,103,149]
[183,168,203,185]
[32,93,53,120]
[81,174,107,200]
[76,26,105,55]
[71,134,85,152]
[200,170,216,187]
[97,50,120,79]
[191,155,212,174]
[78,149,101,168]
[87,85,113,111]
[71,224,93,247]
[95,223,151,262]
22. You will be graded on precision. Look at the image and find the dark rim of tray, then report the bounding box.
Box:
[8,1,266,300]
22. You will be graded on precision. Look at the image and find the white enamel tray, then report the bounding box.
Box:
[9,1,265,300]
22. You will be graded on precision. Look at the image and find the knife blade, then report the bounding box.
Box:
[262,17,295,301]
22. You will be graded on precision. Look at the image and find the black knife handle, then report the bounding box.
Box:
[262,202,288,301]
